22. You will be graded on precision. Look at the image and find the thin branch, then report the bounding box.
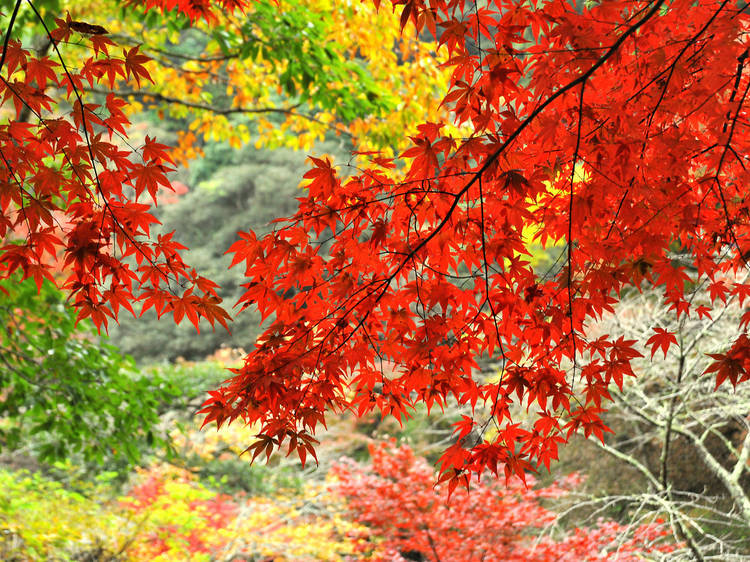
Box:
[0,0,23,75]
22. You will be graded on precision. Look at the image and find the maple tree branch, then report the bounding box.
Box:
[618,0,735,248]
[477,174,505,364]
[476,173,507,439]
[0,75,142,253]
[568,80,585,377]
[109,30,269,62]
[388,0,668,305]
[604,187,630,242]
[473,0,484,69]
[730,428,750,481]
[1,1,230,332]
[0,0,22,76]
[674,424,750,523]
[406,201,429,326]
[269,174,472,241]
[601,440,667,492]
[291,0,672,399]
[593,287,750,558]
[86,87,302,116]
[86,87,355,139]
[25,1,183,293]
[652,492,706,562]
[590,442,695,555]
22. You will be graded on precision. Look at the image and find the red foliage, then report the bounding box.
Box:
[120,466,240,557]
[126,0,249,23]
[331,442,675,561]
[4,0,750,489]
[0,11,230,332]
[196,0,750,488]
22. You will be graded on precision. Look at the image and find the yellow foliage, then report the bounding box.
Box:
[0,456,371,561]
[119,465,373,561]
[60,0,453,165]
[0,468,129,560]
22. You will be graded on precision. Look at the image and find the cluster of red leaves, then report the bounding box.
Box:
[197,0,750,489]
[331,442,676,561]
[705,332,750,389]
[126,0,249,24]
[0,13,230,332]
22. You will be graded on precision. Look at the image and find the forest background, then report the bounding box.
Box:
[1,0,750,560]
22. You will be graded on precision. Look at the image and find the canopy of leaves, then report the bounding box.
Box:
[4,0,750,494]
[196,0,750,491]
[45,0,451,160]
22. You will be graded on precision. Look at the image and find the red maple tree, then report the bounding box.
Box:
[3,0,750,490]
[199,0,750,491]
[331,442,675,561]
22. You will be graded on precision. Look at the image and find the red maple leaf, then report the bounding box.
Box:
[646,327,678,359]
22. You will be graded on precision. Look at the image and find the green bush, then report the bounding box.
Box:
[0,275,177,467]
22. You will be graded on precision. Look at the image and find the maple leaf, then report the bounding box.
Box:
[732,283,750,306]
[652,259,691,294]
[708,279,729,304]
[130,161,173,201]
[90,34,116,57]
[198,294,232,332]
[705,351,746,390]
[646,327,678,359]
[696,305,713,320]
[104,93,130,136]
[705,334,750,390]
[141,135,175,165]
[122,46,153,86]
[301,156,338,201]
[91,57,125,89]
[24,56,58,89]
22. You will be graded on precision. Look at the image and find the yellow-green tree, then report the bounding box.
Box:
[30,0,451,163]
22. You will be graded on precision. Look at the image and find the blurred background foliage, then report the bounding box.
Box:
[0,274,175,467]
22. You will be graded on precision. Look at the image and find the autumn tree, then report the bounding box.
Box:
[0,0,448,457]
[331,442,676,561]
[0,0,233,332]
[5,0,750,493]
[0,0,447,327]
[199,0,750,491]
[25,0,451,159]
